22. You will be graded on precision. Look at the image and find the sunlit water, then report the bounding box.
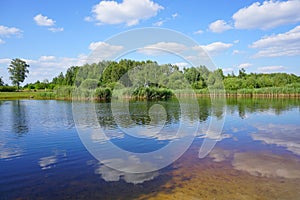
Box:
[0,98,300,200]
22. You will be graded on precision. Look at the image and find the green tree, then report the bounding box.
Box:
[8,58,30,89]
[0,76,4,86]
[238,68,246,78]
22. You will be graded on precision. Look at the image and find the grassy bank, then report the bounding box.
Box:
[191,87,300,97]
[1,86,300,100]
[0,91,55,99]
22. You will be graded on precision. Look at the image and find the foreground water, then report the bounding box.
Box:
[0,98,300,200]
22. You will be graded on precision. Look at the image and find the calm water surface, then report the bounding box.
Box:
[0,98,300,200]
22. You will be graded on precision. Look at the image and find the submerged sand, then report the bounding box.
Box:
[135,146,300,200]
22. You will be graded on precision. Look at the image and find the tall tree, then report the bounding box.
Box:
[8,58,30,89]
[0,76,4,86]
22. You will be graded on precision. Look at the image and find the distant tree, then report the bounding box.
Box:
[238,68,246,78]
[52,72,65,85]
[8,58,30,89]
[0,76,4,86]
[80,79,99,89]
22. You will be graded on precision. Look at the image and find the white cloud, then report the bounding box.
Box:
[39,56,56,61]
[91,0,163,26]
[237,63,252,69]
[250,25,300,57]
[233,0,300,30]
[194,42,233,55]
[0,41,125,84]
[0,25,22,37]
[87,42,124,63]
[232,50,243,55]
[3,56,81,84]
[258,65,286,72]
[48,27,64,32]
[153,20,165,27]
[222,67,234,73]
[172,13,178,19]
[209,20,232,33]
[153,13,178,27]
[172,62,189,68]
[194,29,204,34]
[0,58,11,64]
[139,42,188,55]
[0,39,4,44]
[34,14,56,26]
[84,16,93,22]
[88,42,124,62]
[89,41,122,51]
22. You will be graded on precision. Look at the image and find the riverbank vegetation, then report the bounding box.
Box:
[1,59,300,100]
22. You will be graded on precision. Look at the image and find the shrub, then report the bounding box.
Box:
[0,86,17,92]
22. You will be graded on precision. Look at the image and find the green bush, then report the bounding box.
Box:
[132,87,173,100]
[0,86,17,92]
[95,88,111,100]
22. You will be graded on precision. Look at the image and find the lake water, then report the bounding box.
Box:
[0,98,300,200]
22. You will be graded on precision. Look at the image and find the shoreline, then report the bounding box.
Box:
[1,91,300,100]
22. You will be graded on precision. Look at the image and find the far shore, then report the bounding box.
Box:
[1,90,300,100]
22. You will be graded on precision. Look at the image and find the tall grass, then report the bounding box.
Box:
[132,87,173,100]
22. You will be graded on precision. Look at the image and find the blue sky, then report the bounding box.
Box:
[0,0,300,84]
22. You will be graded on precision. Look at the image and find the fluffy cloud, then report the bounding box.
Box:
[0,25,22,36]
[89,41,123,52]
[91,0,163,26]
[172,62,189,68]
[34,14,56,26]
[153,13,178,27]
[250,25,300,57]
[0,58,11,64]
[258,66,286,72]
[138,42,187,55]
[48,27,64,32]
[237,63,252,69]
[194,29,204,34]
[1,41,124,84]
[233,0,300,30]
[194,42,233,55]
[39,55,56,61]
[222,67,234,73]
[0,56,82,84]
[0,39,4,44]
[153,20,165,27]
[232,50,243,55]
[209,20,232,33]
[88,41,124,61]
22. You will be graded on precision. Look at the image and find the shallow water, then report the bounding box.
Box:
[0,98,300,200]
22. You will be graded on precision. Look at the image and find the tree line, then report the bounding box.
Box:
[1,58,300,97]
